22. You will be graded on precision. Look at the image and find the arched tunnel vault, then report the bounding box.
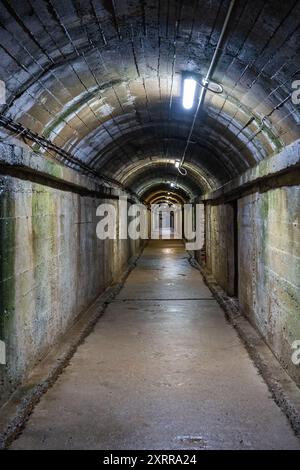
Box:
[120,160,212,199]
[148,194,185,205]
[143,185,190,204]
[0,0,299,200]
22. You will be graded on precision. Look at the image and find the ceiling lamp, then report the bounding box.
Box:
[182,77,197,110]
[182,74,223,111]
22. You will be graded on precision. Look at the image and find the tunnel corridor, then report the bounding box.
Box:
[0,0,299,452]
[8,240,300,450]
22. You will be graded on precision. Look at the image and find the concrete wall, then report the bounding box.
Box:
[202,185,300,385]
[238,187,300,383]
[199,142,300,385]
[204,203,236,296]
[0,173,142,404]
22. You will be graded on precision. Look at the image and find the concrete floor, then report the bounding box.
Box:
[10,240,300,450]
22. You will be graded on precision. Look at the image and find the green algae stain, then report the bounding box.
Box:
[31,184,57,347]
[46,160,63,180]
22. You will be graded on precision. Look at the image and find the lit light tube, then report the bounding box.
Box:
[182,77,196,110]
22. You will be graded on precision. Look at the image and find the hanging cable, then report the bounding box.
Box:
[0,114,138,195]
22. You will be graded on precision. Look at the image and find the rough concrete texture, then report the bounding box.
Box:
[0,142,128,197]
[0,174,141,405]
[10,241,300,450]
[204,203,235,296]
[238,186,300,385]
[202,139,300,202]
[202,182,300,386]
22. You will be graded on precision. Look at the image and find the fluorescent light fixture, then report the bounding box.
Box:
[182,77,196,110]
[174,160,180,168]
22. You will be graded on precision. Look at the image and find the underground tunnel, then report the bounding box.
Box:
[0,0,299,452]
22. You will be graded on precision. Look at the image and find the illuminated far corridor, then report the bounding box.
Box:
[0,0,299,451]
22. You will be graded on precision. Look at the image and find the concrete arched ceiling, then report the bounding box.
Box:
[0,0,299,200]
[148,193,185,205]
[142,184,190,203]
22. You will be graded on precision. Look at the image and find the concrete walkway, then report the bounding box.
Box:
[11,240,300,450]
